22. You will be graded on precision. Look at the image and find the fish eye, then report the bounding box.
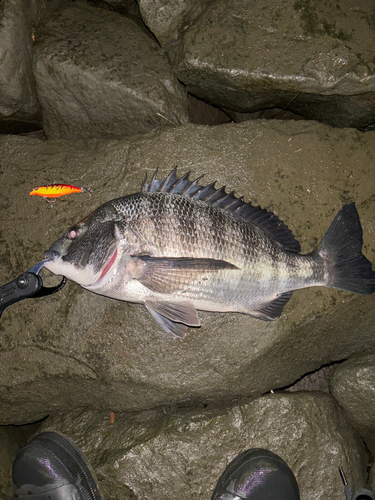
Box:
[68,228,80,240]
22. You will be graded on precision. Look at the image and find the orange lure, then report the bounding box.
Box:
[30,184,91,199]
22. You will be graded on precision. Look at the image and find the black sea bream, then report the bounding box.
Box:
[44,168,375,338]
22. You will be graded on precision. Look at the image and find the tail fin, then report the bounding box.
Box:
[318,203,375,294]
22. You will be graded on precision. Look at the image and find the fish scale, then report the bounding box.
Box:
[43,168,375,338]
[122,194,253,274]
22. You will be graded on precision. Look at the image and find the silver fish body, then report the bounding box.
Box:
[44,168,375,337]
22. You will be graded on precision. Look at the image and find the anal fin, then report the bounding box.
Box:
[247,291,293,321]
[145,300,200,338]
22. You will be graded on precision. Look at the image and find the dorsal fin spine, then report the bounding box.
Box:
[169,167,183,193]
[158,166,177,192]
[223,194,242,210]
[151,168,158,183]
[181,174,204,196]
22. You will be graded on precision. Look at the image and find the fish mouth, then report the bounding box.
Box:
[44,249,60,262]
[43,242,118,288]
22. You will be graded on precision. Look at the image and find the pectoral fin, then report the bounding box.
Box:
[145,300,200,338]
[134,255,238,294]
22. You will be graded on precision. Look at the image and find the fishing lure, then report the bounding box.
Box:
[30,184,91,204]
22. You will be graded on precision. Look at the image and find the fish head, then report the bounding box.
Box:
[43,208,121,287]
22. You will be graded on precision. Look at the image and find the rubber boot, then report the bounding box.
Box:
[12,431,102,499]
[211,448,300,500]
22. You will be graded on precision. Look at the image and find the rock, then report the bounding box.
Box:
[37,392,367,499]
[0,0,60,124]
[0,120,375,425]
[33,2,189,139]
[172,0,375,129]
[329,354,375,456]
[138,0,213,55]
[105,0,148,31]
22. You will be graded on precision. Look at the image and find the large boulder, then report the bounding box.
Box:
[36,392,367,500]
[0,120,375,424]
[0,0,60,124]
[170,0,375,128]
[32,2,189,139]
[329,354,375,456]
[138,0,213,55]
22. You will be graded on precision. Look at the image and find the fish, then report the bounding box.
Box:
[43,168,375,338]
[30,184,90,199]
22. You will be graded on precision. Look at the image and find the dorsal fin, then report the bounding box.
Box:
[140,168,301,252]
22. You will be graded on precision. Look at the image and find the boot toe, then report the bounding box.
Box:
[211,448,300,500]
[12,431,101,500]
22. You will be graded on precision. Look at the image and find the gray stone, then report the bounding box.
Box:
[329,354,375,456]
[105,0,148,31]
[33,2,189,139]
[37,392,367,499]
[173,0,375,129]
[138,0,213,55]
[0,0,60,123]
[0,120,375,425]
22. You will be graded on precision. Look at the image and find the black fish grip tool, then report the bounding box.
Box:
[0,260,66,319]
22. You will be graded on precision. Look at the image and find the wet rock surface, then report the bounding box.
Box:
[21,392,369,500]
[330,355,375,457]
[1,121,375,427]
[138,0,213,54]
[33,2,189,139]
[2,0,375,134]
[0,0,60,124]
[0,1,375,499]
[170,0,375,129]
